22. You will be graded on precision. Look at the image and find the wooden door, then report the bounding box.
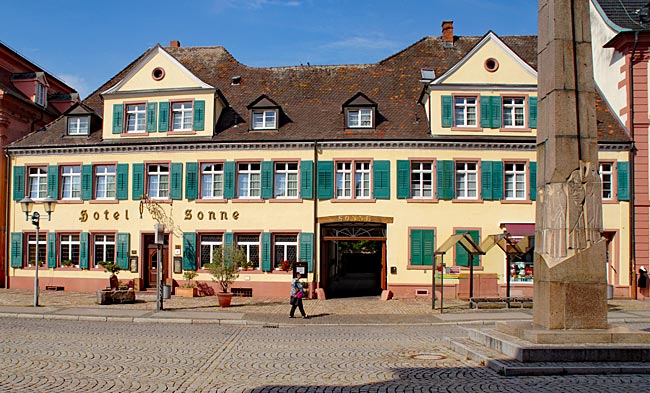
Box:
[146,246,169,288]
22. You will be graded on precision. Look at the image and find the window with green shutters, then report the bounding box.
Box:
[12,166,25,201]
[300,160,313,199]
[170,163,183,200]
[410,229,434,266]
[373,160,390,199]
[112,104,124,134]
[183,232,197,270]
[132,163,145,200]
[185,162,199,200]
[317,161,334,199]
[455,229,480,267]
[299,232,314,272]
[10,232,23,268]
[116,233,130,269]
[617,161,630,201]
[158,102,170,132]
[481,161,504,201]
[436,160,455,200]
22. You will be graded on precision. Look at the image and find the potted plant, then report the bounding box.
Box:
[240,261,254,271]
[99,261,121,290]
[61,260,74,268]
[176,270,199,297]
[278,260,292,272]
[205,244,244,307]
[96,261,135,305]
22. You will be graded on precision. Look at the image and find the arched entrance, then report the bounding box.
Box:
[320,222,387,298]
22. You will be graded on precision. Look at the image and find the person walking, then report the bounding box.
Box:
[289,272,309,319]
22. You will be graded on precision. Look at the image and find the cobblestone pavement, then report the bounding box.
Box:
[1,318,650,392]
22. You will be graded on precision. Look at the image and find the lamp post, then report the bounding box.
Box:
[19,195,56,307]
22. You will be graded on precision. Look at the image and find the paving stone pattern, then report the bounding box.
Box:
[1,318,650,392]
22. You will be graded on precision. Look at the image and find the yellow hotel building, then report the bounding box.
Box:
[4,23,633,299]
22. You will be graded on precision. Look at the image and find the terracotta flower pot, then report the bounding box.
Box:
[175,287,197,297]
[217,292,233,307]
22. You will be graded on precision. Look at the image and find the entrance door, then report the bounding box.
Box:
[146,245,169,288]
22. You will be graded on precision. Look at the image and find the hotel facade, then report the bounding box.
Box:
[4,23,633,299]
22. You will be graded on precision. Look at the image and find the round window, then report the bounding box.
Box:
[484,58,499,72]
[152,67,165,81]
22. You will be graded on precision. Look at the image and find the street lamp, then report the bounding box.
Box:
[19,195,56,307]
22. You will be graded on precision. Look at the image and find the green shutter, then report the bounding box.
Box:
[193,100,205,131]
[481,161,493,200]
[223,161,236,199]
[480,95,491,128]
[422,230,434,266]
[185,162,199,200]
[261,232,271,272]
[300,160,313,199]
[441,95,453,127]
[317,161,334,199]
[116,233,130,269]
[491,96,502,128]
[617,161,630,201]
[528,96,538,129]
[224,232,234,246]
[170,162,183,200]
[146,102,158,132]
[529,162,537,201]
[492,161,503,200]
[158,102,169,132]
[10,232,23,268]
[132,163,144,200]
[182,232,197,270]
[455,230,479,267]
[436,160,454,200]
[397,160,411,199]
[410,229,423,265]
[299,232,314,273]
[81,164,93,201]
[12,166,25,201]
[373,160,390,199]
[112,104,124,134]
[79,232,89,269]
[116,164,129,200]
[261,161,274,199]
[47,165,58,199]
[47,232,56,268]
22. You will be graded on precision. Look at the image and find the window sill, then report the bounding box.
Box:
[232,198,264,203]
[120,131,149,137]
[195,198,227,204]
[602,199,619,204]
[58,199,84,204]
[407,265,433,271]
[89,199,119,204]
[406,198,438,203]
[167,130,197,135]
[331,198,376,203]
[499,199,532,205]
[451,126,482,132]
[269,198,303,203]
[452,199,483,204]
[499,127,532,132]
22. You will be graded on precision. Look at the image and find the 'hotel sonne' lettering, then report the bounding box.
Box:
[184,209,239,221]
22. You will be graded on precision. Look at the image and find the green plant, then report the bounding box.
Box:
[205,245,244,293]
[182,270,199,288]
[278,260,292,271]
[241,261,254,270]
[99,261,122,275]
[61,260,74,267]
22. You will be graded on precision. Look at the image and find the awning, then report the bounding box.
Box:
[499,223,535,237]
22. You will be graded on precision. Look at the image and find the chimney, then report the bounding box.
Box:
[170,40,181,48]
[442,21,454,48]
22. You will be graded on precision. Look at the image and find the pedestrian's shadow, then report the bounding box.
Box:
[305,313,330,319]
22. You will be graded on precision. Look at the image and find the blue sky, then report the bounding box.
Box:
[1,1,537,99]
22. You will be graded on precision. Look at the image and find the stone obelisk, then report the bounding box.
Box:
[535,0,608,329]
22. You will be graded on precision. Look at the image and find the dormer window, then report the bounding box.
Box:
[247,95,281,131]
[67,116,90,136]
[252,109,277,130]
[35,82,46,107]
[126,103,146,133]
[343,92,377,129]
[172,102,193,131]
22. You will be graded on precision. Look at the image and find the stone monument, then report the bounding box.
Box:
[534,0,607,330]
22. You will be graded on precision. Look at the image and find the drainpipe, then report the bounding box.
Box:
[2,139,8,290]
[629,31,639,299]
[312,140,318,297]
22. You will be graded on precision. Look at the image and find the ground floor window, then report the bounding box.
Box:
[59,234,80,267]
[236,234,260,269]
[27,234,46,267]
[200,234,223,268]
[93,234,115,267]
[274,234,297,269]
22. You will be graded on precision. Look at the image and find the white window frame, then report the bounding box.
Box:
[236,234,260,269]
[200,234,223,268]
[274,234,298,268]
[503,97,526,128]
[455,162,478,199]
[172,102,193,131]
[93,234,115,268]
[35,82,46,107]
[237,163,261,199]
[59,234,80,267]
[336,161,371,199]
[95,165,116,200]
[67,116,90,135]
[336,162,353,199]
[454,97,477,127]
[28,166,48,200]
[147,164,170,200]
[600,162,614,200]
[355,161,371,199]
[504,162,527,200]
[61,165,81,200]
[126,103,146,133]
[347,108,373,128]
[201,163,224,199]
[411,161,434,199]
[274,162,299,199]
[27,233,46,267]
[252,110,277,130]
